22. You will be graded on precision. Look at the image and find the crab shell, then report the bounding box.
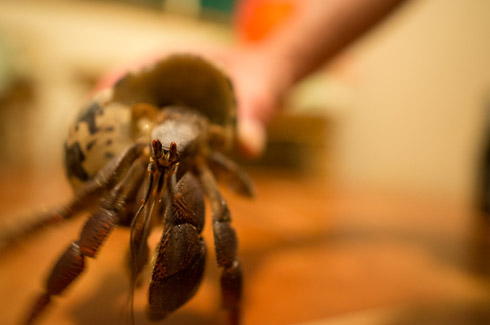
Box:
[64,54,237,189]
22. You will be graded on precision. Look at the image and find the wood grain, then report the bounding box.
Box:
[1,168,489,324]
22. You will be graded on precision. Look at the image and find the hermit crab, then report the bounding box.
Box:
[2,54,254,324]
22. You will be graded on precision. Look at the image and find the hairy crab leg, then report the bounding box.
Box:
[0,143,145,252]
[197,166,243,325]
[148,172,206,321]
[23,158,147,324]
[207,151,255,198]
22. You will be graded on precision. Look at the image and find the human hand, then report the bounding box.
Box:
[221,45,291,158]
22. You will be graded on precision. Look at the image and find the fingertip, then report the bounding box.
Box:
[237,118,266,158]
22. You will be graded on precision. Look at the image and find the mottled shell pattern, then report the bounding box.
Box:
[64,55,237,189]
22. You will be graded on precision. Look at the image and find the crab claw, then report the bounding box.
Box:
[147,173,205,320]
[147,224,206,321]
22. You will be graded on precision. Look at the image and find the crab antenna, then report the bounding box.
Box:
[129,162,157,325]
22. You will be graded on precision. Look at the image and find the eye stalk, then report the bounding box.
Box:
[168,142,178,162]
[151,139,179,167]
[151,139,163,159]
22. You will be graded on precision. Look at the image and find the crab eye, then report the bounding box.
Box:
[151,139,163,158]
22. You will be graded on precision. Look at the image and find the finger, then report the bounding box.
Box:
[237,117,266,158]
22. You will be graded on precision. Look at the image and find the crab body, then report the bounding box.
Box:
[64,55,236,190]
[7,55,253,324]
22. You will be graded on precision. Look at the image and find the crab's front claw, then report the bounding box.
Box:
[148,223,207,321]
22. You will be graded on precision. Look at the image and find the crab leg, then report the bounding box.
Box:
[148,172,206,321]
[0,143,145,251]
[207,151,255,198]
[197,166,243,325]
[23,159,147,324]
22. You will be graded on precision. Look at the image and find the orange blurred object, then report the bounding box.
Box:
[235,0,295,42]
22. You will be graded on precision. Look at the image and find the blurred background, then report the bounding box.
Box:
[1,0,490,324]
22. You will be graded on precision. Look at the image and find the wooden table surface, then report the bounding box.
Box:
[1,167,490,325]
